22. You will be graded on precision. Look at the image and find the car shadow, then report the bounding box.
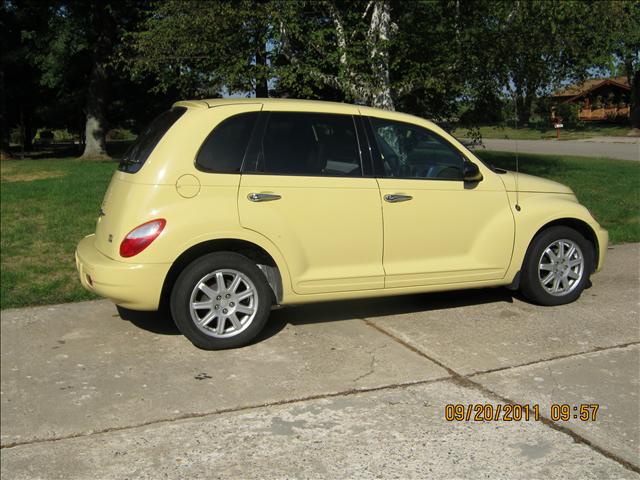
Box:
[116,287,517,342]
[116,305,180,335]
[253,287,516,344]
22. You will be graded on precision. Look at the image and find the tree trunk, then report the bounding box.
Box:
[0,69,11,159]
[328,3,360,102]
[80,2,111,160]
[629,69,640,134]
[24,119,33,151]
[516,93,533,126]
[19,107,25,158]
[512,74,536,126]
[81,63,109,159]
[255,41,269,98]
[369,0,394,111]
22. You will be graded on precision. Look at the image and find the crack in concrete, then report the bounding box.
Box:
[0,375,452,450]
[352,339,388,384]
[467,340,640,378]
[361,318,640,475]
[352,353,377,384]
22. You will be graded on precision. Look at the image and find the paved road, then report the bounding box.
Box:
[1,244,639,479]
[474,138,639,161]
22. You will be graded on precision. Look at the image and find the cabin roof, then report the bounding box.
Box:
[553,77,630,99]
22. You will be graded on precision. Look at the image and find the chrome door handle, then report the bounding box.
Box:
[384,194,412,203]
[247,193,281,202]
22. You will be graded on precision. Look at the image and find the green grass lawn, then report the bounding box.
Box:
[1,153,638,309]
[453,123,632,141]
[1,159,117,309]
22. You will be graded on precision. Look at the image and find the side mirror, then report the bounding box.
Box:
[463,161,483,182]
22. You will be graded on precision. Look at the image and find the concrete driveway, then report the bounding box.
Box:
[475,138,640,161]
[1,244,639,479]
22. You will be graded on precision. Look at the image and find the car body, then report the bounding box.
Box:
[76,98,608,349]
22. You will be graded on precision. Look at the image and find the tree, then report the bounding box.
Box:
[126,1,406,110]
[125,0,274,99]
[391,0,473,121]
[9,0,633,154]
[79,0,114,159]
[19,0,113,158]
[22,0,156,159]
[602,1,640,132]
[1,0,53,158]
[476,1,612,126]
[273,0,398,109]
[127,0,474,116]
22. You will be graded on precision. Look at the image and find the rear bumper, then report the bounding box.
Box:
[75,234,170,310]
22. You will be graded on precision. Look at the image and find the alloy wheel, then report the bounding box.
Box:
[189,269,259,338]
[537,239,585,296]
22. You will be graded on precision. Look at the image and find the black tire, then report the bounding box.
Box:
[170,252,272,350]
[520,226,594,306]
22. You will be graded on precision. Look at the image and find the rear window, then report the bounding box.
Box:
[196,111,258,173]
[118,107,187,173]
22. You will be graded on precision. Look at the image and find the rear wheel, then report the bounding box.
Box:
[170,252,272,349]
[520,226,593,306]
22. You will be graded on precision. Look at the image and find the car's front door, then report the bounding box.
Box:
[238,111,384,295]
[365,115,515,288]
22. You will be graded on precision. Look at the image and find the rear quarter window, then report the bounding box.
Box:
[256,112,362,177]
[196,112,258,173]
[118,107,187,173]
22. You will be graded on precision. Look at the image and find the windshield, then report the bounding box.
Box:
[118,107,187,173]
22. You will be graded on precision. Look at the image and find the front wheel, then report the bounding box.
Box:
[520,226,594,306]
[170,252,272,349]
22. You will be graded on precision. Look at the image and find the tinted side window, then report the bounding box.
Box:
[258,112,362,176]
[119,107,187,173]
[196,112,258,173]
[369,117,463,180]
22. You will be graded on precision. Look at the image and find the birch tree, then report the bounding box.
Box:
[126,0,469,116]
[275,0,397,109]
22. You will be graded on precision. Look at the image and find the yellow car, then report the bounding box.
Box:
[75,99,608,349]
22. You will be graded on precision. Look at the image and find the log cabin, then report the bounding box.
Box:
[552,77,630,121]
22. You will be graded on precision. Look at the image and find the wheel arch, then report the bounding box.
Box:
[160,238,285,310]
[529,217,599,272]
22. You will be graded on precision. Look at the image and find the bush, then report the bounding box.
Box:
[34,129,76,143]
[533,97,553,123]
[35,130,54,145]
[106,128,135,141]
[554,103,584,128]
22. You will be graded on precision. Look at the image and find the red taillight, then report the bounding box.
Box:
[119,219,166,258]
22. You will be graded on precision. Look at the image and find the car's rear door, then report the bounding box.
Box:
[238,109,384,295]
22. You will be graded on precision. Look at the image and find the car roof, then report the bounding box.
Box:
[172,97,437,128]
[174,97,356,110]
